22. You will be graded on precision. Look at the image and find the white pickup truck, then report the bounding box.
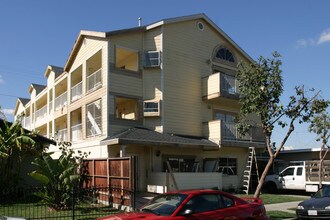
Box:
[264,163,330,193]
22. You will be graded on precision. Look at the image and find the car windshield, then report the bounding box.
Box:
[142,194,187,216]
[314,186,330,198]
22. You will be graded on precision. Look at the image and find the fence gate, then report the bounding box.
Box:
[83,156,136,209]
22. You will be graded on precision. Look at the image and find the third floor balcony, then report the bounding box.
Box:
[55,92,67,111]
[202,72,239,104]
[87,68,102,93]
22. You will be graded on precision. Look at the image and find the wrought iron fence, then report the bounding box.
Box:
[0,186,135,220]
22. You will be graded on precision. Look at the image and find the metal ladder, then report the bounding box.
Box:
[242,147,259,194]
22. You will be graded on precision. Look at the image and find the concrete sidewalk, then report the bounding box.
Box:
[265,201,301,213]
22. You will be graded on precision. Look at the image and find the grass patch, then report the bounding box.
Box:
[267,210,296,220]
[236,193,306,204]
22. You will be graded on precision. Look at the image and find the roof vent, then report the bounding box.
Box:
[138,17,142,27]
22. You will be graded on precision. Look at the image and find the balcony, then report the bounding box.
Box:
[71,81,82,102]
[203,120,265,147]
[87,69,102,93]
[71,123,82,142]
[56,128,68,142]
[202,72,239,104]
[55,92,67,111]
[24,116,30,129]
[49,101,53,115]
[35,105,47,126]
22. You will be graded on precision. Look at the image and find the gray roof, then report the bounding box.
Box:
[18,97,30,106]
[31,84,46,95]
[101,127,219,149]
[49,65,64,79]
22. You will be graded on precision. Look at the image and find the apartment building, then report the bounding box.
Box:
[14,14,265,192]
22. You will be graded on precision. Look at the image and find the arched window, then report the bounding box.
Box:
[215,47,235,63]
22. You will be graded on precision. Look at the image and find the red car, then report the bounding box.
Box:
[98,189,268,220]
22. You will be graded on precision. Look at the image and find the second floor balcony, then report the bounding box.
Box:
[55,92,67,111]
[55,128,68,142]
[203,120,265,147]
[202,72,239,103]
[71,82,82,102]
[71,123,82,142]
[35,105,47,125]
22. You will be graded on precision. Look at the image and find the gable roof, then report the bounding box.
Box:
[18,97,30,106]
[44,65,64,79]
[101,127,219,150]
[64,31,106,72]
[145,13,254,62]
[28,83,46,95]
[64,14,253,72]
[14,97,30,116]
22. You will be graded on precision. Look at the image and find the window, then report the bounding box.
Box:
[297,167,303,176]
[144,51,160,67]
[214,111,237,140]
[215,47,235,63]
[220,72,237,94]
[115,46,139,72]
[218,158,237,175]
[162,156,197,172]
[115,97,139,120]
[214,111,235,122]
[281,167,294,177]
[181,194,220,214]
[221,195,234,208]
[143,101,160,117]
[86,99,102,137]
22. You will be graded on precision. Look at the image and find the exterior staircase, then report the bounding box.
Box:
[242,147,259,194]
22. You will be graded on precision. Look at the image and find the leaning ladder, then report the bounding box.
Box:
[242,147,259,194]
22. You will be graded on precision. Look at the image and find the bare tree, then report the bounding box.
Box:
[309,112,330,188]
[236,52,329,198]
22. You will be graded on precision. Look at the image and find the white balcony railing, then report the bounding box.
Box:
[35,105,47,123]
[203,120,264,143]
[24,116,30,129]
[71,123,82,141]
[87,69,102,92]
[71,82,82,102]
[55,92,67,111]
[221,121,264,142]
[49,101,53,114]
[56,128,68,142]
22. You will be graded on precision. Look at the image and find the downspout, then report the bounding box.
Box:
[160,26,164,133]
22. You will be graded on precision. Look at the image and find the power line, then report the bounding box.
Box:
[0,93,21,98]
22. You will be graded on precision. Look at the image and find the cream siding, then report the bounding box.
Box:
[162,19,247,137]
[109,73,142,95]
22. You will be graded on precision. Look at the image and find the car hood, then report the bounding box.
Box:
[299,197,330,209]
[97,212,167,220]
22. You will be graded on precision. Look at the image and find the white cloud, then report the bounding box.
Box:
[296,28,330,48]
[295,39,315,48]
[0,75,4,84]
[318,29,330,44]
[2,108,14,116]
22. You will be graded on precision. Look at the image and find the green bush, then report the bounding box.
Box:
[29,142,89,210]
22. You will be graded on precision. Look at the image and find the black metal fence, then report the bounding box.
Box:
[0,186,135,220]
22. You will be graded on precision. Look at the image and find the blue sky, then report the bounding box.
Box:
[0,0,329,149]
